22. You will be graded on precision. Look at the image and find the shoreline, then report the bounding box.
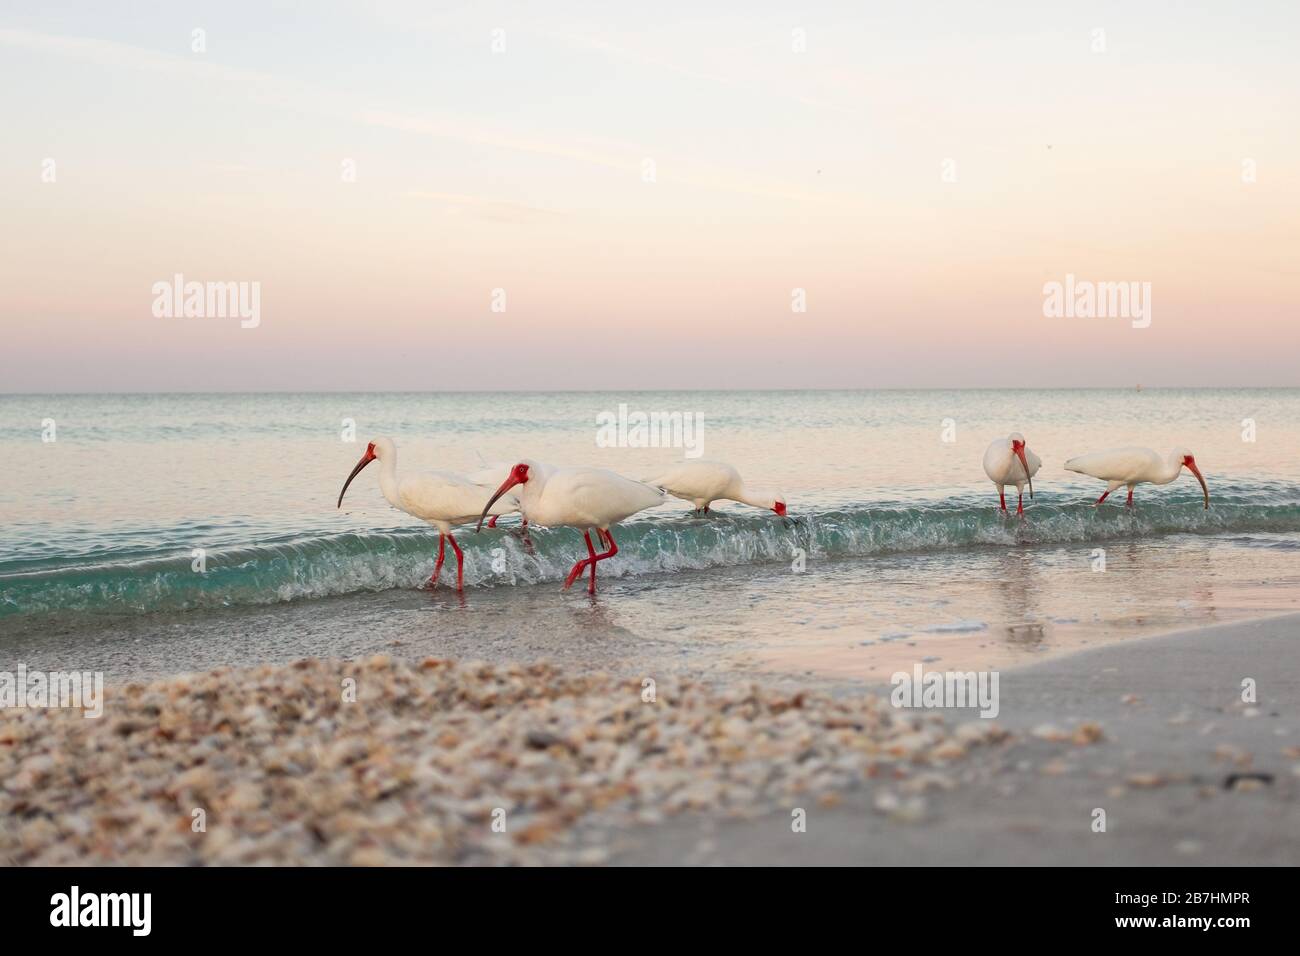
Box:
[7,531,1300,691]
[3,613,1297,865]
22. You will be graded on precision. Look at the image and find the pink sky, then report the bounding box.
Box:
[2,2,1298,390]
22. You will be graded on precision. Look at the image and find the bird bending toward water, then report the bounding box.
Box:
[1064,447,1209,509]
[642,459,787,520]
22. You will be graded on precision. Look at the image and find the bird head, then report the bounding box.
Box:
[1175,448,1209,509]
[477,461,533,531]
[1009,433,1034,499]
[770,492,801,527]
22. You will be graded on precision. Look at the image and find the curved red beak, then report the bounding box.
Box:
[1013,441,1034,499]
[477,464,528,531]
[337,443,377,508]
[1184,456,1209,509]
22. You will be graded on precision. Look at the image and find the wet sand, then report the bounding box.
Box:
[755,585,1300,684]
[610,614,1300,865]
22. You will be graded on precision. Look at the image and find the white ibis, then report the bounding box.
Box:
[476,460,664,594]
[1064,447,1209,509]
[336,437,520,591]
[642,460,788,521]
[982,433,1040,514]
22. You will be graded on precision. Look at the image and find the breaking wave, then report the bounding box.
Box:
[3,488,1299,620]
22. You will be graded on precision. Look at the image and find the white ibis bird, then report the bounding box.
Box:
[982,432,1040,514]
[476,460,664,594]
[336,437,520,591]
[1064,447,1209,509]
[642,459,788,520]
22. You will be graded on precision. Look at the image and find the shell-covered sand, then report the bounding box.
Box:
[1,656,1032,865]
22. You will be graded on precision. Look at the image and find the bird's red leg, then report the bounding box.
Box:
[487,515,499,528]
[588,529,619,595]
[582,530,599,594]
[998,489,1007,512]
[1016,491,1024,515]
[1126,488,1134,507]
[562,561,587,589]
[563,539,593,590]
[1095,490,1111,506]
[430,533,446,587]
[447,533,465,592]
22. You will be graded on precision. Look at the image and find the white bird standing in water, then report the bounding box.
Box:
[336,437,519,591]
[1065,447,1209,509]
[982,432,1040,514]
[642,460,787,519]
[476,460,664,594]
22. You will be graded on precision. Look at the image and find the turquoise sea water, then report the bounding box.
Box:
[2,389,1299,677]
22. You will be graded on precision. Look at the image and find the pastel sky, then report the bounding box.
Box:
[2,1,1297,391]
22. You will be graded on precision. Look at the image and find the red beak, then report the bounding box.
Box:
[477,466,526,531]
[1013,442,1034,499]
[337,444,377,508]
[1185,458,1209,509]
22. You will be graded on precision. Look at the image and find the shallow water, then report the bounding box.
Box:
[2,389,1298,679]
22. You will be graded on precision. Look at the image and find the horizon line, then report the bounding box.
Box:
[3,385,1298,397]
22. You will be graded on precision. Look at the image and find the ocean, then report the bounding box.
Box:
[3,389,1299,683]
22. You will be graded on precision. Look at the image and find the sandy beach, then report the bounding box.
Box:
[4,612,1296,866]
